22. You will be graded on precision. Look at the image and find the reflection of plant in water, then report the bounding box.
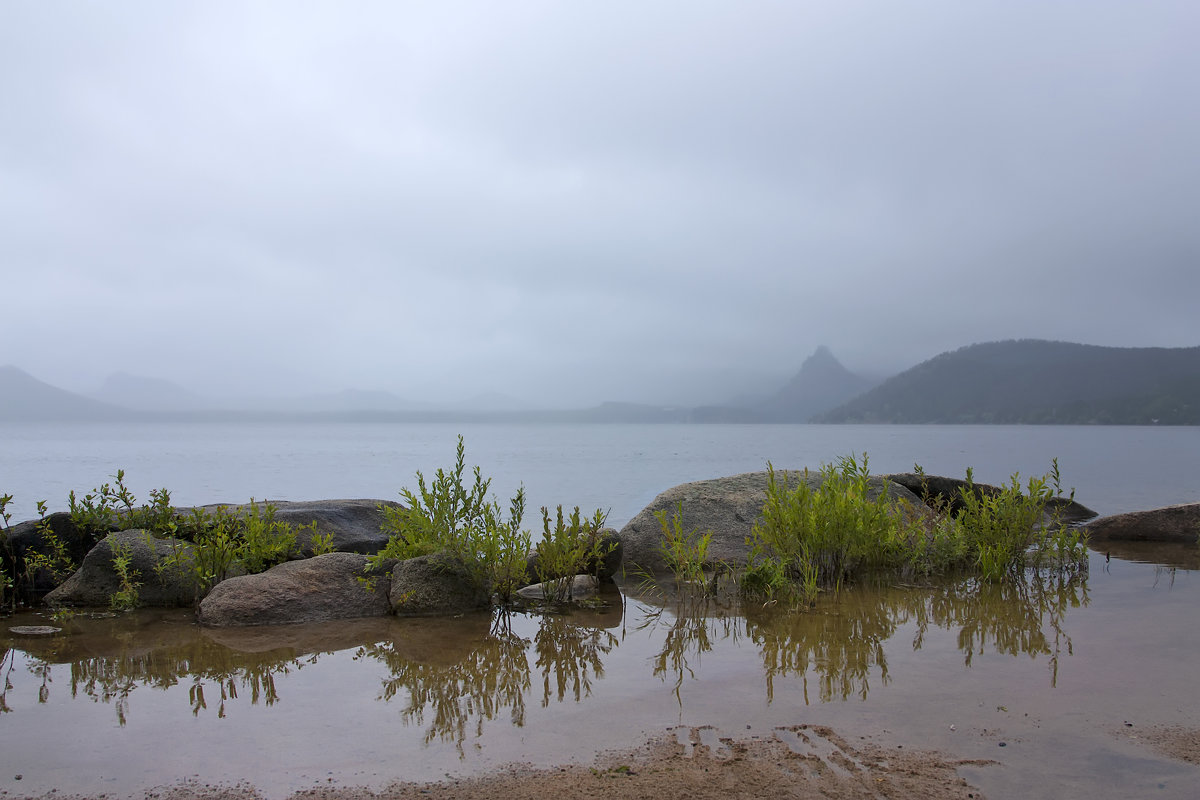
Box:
[0,649,56,713]
[746,587,895,704]
[636,594,739,709]
[746,568,1090,702]
[358,611,532,754]
[185,654,314,719]
[909,569,1089,686]
[53,640,312,724]
[533,613,617,706]
[0,647,13,713]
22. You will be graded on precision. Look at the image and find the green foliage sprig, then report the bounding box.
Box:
[1,493,14,611]
[108,540,141,611]
[372,435,531,603]
[741,454,1089,603]
[654,502,715,588]
[535,505,612,602]
[157,501,312,602]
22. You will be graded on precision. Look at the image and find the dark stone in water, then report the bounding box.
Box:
[8,625,62,636]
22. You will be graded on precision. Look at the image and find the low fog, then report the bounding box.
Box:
[3,2,1198,407]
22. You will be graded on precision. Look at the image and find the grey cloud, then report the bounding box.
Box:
[2,1,1198,402]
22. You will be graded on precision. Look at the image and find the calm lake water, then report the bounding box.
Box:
[3,422,1198,525]
[3,552,1198,799]
[2,422,1198,798]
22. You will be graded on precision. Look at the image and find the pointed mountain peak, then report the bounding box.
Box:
[758,346,877,422]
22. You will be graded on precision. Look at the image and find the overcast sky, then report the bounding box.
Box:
[3,1,1198,406]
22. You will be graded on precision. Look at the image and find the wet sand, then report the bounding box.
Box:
[15,724,1197,800]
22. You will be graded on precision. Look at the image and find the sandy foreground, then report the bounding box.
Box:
[10,723,1191,800]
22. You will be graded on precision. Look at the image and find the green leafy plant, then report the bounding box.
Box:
[534,505,613,602]
[1,493,14,611]
[22,501,77,599]
[741,454,1088,602]
[955,468,1085,581]
[743,456,911,603]
[654,502,716,588]
[156,501,313,602]
[371,435,531,604]
[108,540,141,611]
[308,531,337,556]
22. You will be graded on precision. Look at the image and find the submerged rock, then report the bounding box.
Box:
[43,529,201,608]
[618,470,929,576]
[197,552,396,627]
[1084,503,1200,544]
[516,575,601,602]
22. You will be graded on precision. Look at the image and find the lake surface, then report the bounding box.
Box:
[2,422,1198,798]
[3,422,1198,525]
[2,550,1198,799]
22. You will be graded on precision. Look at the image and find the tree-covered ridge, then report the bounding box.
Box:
[818,340,1200,424]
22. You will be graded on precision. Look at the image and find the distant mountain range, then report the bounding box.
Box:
[0,365,136,422]
[3,340,1198,424]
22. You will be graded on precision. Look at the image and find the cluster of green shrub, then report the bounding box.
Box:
[1,470,328,612]
[737,455,1087,603]
[4,439,1087,616]
[368,435,613,604]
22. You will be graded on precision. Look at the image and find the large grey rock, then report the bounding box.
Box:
[389,553,491,616]
[618,470,928,576]
[189,499,399,555]
[1084,503,1200,544]
[197,552,396,627]
[43,529,201,608]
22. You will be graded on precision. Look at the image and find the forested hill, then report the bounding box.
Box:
[816,340,1200,424]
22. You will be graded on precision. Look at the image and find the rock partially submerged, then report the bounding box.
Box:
[1084,503,1200,544]
[197,552,396,627]
[43,529,201,608]
[618,470,930,576]
[516,575,601,602]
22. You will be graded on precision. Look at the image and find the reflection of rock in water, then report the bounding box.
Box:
[1091,541,1200,570]
[2,609,437,724]
[383,612,494,667]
